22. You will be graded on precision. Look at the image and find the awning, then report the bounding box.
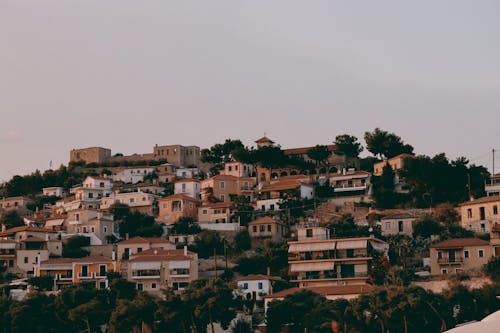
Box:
[290,261,335,272]
[45,219,65,227]
[131,262,161,270]
[336,239,367,250]
[169,260,190,269]
[288,241,336,253]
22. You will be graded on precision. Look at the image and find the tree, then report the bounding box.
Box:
[171,217,201,235]
[334,134,363,158]
[253,146,288,169]
[201,139,246,174]
[484,256,500,282]
[371,163,397,209]
[433,203,459,225]
[0,210,24,229]
[109,202,131,220]
[307,145,331,167]
[230,319,253,333]
[233,230,251,252]
[328,214,381,238]
[190,230,224,259]
[63,235,91,258]
[109,292,158,333]
[413,217,443,239]
[365,128,414,159]
[230,195,254,226]
[155,289,190,332]
[28,276,55,291]
[118,212,163,238]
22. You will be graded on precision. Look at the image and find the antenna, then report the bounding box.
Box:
[493,149,496,185]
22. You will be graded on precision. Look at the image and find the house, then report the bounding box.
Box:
[158,194,200,224]
[257,180,313,212]
[221,161,255,178]
[66,216,117,245]
[35,255,119,290]
[288,225,388,288]
[201,175,255,203]
[329,170,370,196]
[126,247,198,293]
[429,238,492,275]
[100,191,157,215]
[69,176,114,209]
[198,202,233,224]
[0,196,33,215]
[485,173,500,197]
[112,167,155,184]
[490,222,500,257]
[459,196,500,233]
[174,179,201,200]
[168,234,196,246]
[176,167,199,179]
[0,239,17,274]
[42,187,65,197]
[248,217,289,242]
[263,284,373,313]
[236,274,283,301]
[380,213,418,237]
[373,154,414,193]
[116,236,176,260]
[0,226,58,242]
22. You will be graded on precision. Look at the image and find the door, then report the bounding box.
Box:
[449,250,456,263]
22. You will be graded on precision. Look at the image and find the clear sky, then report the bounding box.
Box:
[1,1,499,182]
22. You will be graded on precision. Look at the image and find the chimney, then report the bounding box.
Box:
[266,266,271,276]
[45,233,49,241]
[342,168,346,175]
[1,224,6,232]
[125,233,129,240]
[154,249,158,255]
[184,245,188,256]
[111,250,116,261]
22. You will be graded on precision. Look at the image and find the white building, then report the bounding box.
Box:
[99,191,157,214]
[42,187,65,197]
[174,179,201,200]
[236,274,282,301]
[112,167,155,184]
[176,168,199,178]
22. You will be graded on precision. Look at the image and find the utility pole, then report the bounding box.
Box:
[214,247,217,279]
[493,148,496,185]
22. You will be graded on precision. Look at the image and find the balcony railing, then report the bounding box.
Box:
[437,257,464,264]
[78,272,94,279]
[292,272,368,281]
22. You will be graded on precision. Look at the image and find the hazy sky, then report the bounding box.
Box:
[1,1,499,182]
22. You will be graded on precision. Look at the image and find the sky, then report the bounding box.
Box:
[1,1,499,182]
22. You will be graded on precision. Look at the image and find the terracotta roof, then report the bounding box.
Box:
[263,284,373,299]
[73,255,113,263]
[255,136,274,144]
[430,238,490,249]
[330,170,371,178]
[381,213,417,220]
[0,239,17,244]
[129,248,193,262]
[159,194,200,202]
[118,236,171,245]
[237,274,283,282]
[260,180,304,192]
[87,176,111,181]
[283,144,338,155]
[459,196,500,206]
[175,178,200,183]
[249,216,284,225]
[40,258,73,265]
[200,202,233,209]
[0,226,57,236]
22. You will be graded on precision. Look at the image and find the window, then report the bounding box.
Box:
[494,206,498,215]
[151,283,157,289]
[467,209,472,218]
[478,249,484,258]
[243,283,248,289]
[99,281,107,289]
[91,227,95,232]
[103,226,108,233]
[100,182,105,188]
[182,184,186,192]
[235,165,238,171]
[398,221,404,232]
[99,264,106,277]
[189,203,193,210]
[228,166,232,171]
[24,257,28,264]
[137,283,143,291]
[270,204,275,211]
[258,282,263,290]
[220,181,225,189]
[253,226,257,233]
[137,248,143,253]
[88,193,94,199]
[130,198,135,203]
[202,209,208,215]
[306,229,313,237]
[260,225,265,232]
[267,225,272,232]
[464,250,470,258]
[220,194,225,202]
[81,265,89,277]
[163,203,168,209]
[441,268,448,274]
[437,251,442,259]
[385,222,391,230]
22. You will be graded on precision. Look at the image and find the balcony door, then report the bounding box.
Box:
[449,250,456,263]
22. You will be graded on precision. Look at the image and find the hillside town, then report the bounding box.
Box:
[0,130,499,333]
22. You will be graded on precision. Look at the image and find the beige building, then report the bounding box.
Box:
[157,194,200,224]
[221,162,255,178]
[0,196,33,214]
[198,202,233,223]
[288,225,388,288]
[248,217,288,242]
[100,191,157,215]
[373,153,414,176]
[329,170,370,196]
[70,147,111,164]
[201,175,255,203]
[380,213,418,237]
[126,247,198,293]
[116,236,176,260]
[429,238,492,275]
[460,196,500,233]
[490,223,500,257]
[153,144,201,167]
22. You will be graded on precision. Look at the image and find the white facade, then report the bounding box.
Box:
[221,162,255,178]
[100,191,157,209]
[300,184,314,199]
[112,167,155,184]
[42,187,65,197]
[237,278,272,301]
[176,168,199,178]
[174,181,201,200]
[257,198,283,212]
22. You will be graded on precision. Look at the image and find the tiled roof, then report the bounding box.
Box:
[237,274,283,282]
[0,226,57,236]
[255,136,274,144]
[330,170,371,178]
[381,213,417,220]
[129,248,194,262]
[249,216,284,225]
[20,237,47,243]
[430,238,490,249]
[200,202,233,209]
[459,196,500,206]
[175,178,200,183]
[159,194,200,202]
[263,284,373,299]
[118,236,171,245]
[260,180,303,192]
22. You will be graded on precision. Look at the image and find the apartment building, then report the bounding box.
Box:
[429,238,492,275]
[288,225,388,288]
[157,194,200,224]
[248,217,289,242]
[116,236,176,260]
[174,179,201,200]
[460,196,500,233]
[111,167,155,184]
[100,191,157,215]
[329,170,370,196]
[201,175,255,203]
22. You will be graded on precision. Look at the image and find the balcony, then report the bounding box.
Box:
[78,272,94,279]
[292,272,368,281]
[56,274,73,281]
[437,257,464,264]
[333,184,367,193]
[132,269,161,279]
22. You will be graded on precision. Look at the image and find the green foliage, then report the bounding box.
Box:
[307,145,332,167]
[119,212,163,238]
[371,163,398,209]
[433,203,460,225]
[413,216,443,239]
[109,202,131,220]
[235,241,289,278]
[28,276,55,291]
[364,127,414,159]
[171,217,201,235]
[109,292,158,333]
[334,134,364,158]
[232,230,251,252]
[63,235,91,258]
[0,210,24,229]
[230,319,253,333]
[230,195,254,226]
[189,230,224,259]
[328,214,381,238]
[201,139,246,174]
[484,256,500,282]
